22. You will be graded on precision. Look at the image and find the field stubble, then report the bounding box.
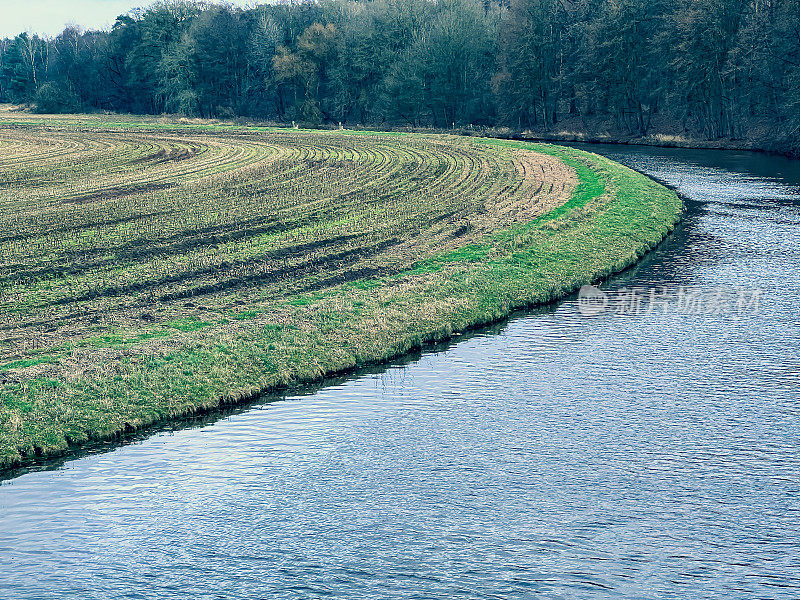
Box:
[0,113,682,469]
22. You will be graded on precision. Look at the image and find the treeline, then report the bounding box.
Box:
[1,0,799,153]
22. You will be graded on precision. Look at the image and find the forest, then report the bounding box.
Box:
[1,0,799,155]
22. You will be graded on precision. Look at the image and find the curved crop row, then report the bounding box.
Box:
[0,125,574,360]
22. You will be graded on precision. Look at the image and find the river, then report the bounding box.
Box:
[1,145,799,599]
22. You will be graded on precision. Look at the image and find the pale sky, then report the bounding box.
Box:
[0,0,261,39]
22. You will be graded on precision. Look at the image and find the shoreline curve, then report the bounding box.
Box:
[0,125,682,474]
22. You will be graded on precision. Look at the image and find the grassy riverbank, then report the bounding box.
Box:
[0,115,682,470]
[515,129,800,158]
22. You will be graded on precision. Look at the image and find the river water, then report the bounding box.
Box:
[2,145,799,599]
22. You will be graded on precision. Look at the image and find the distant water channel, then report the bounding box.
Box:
[2,144,799,599]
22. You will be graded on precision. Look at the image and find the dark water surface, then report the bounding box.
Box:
[2,145,799,599]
